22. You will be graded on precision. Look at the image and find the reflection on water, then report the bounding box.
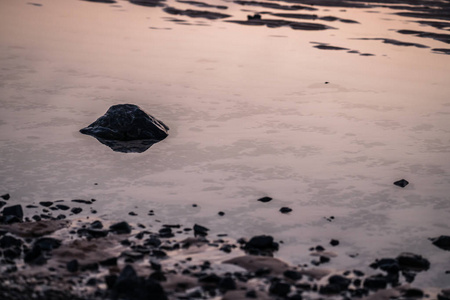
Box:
[0,0,450,289]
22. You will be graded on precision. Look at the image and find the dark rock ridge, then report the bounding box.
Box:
[80,104,169,153]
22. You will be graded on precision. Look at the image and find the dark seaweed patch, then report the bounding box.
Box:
[397,29,450,44]
[234,0,316,11]
[82,0,116,3]
[432,48,450,55]
[227,18,333,30]
[163,7,231,19]
[354,38,429,48]
[129,0,166,7]
[177,0,227,10]
[416,20,450,30]
[270,13,359,23]
[312,42,349,50]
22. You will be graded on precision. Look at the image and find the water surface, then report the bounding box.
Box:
[1,0,450,288]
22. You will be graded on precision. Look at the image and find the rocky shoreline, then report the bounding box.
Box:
[1,193,449,300]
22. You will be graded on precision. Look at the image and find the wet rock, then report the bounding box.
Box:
[24,245,46,265]
[0,235,23,248]
[396,252,430,271]
[193,224,209,236]
[71,207,82,214]
[1,194,10,200]
[244,235,279,255]
[280,207,292,213]
[55,204,69,210]
[159,227,174,238]
[67,259,79,272]
[328,274,351,291]
[39,201,53,207]
[90,220,104,229]
[393,179,409,187]
[1,205,24,220]
[330,239,339,246]
[371,258,399,274]
[34,237,61,251]
[363,274,388,290]
[110,221,132,234]
[219,276,236,291]
[78,228,109,238]
[283,270,303,281]
[100,257,118,266]
[145,236,162,247]
[80,104,169,153]
[71,199,92,204]
[402,288,424,298]
[438,289,450,300]
[257,196,272,203]
[430,235,450,251]
[269,280,291,297]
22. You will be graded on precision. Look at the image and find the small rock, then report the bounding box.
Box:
[280,207,292,213]
[90,220,104,229]
[394,179,409,188]
[2,205,24,219]
[34,237,61,251]
[330,239,339,246]
[219,277,236,291]
[55,204,70,210]
[0,235,23,248]
[100,257,118,266]
[71,207,82,214]
[430,235,450,251]
[218,211,225,216]
[129,211,137,216]
[71,199,92,204]
[328,275,351,290]
[110,221,132,234]
[0,201,6,209]
[1,194,10,200]
[403,288,424,298]
[39,201,53,207]
[67,259,79,272]
[396,252,430,271]
[257,197,272,203]
[269,281,291,297]
[244,235,279,254]
[283,270,302,281]
[363,274,388,290]
[193,224,209,236]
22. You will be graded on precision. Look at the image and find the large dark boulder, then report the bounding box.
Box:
[80,104,169,153]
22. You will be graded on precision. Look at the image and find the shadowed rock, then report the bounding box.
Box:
[80,104,169,153]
